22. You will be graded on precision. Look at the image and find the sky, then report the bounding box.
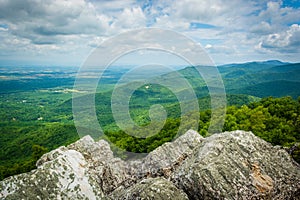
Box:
[0,0,300,66]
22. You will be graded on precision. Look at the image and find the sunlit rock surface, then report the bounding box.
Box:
[1,130,299,199]
[171,130,300,199]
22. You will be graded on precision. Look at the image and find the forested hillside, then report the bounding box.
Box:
[1,61,300,181]
[1,96,299,180]
[104,96,300,161]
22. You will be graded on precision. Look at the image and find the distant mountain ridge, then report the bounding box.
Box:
[177,60,300,99]
[218,60,289,69]
[0,60,299,98]
[219,61,300,98]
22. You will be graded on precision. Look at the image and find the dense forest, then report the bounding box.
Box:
[104,96,300,161]
[1,95,299,180]
[1,62,299,180]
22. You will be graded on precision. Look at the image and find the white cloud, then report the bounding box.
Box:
[0,0,113,40]
[258,1,300,26]
[205,44,212,49]
[204,44,236,55]
[154,14,190,30]
[111,7,146,30]
[0,0,122,65]
[259,24,300,53]
[0,26,8,32]
[0,0,299,66]
[174,0,226,22]
[250,21,273,34]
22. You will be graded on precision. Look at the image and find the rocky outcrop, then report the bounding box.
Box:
[110,177,189,200]
[1,130,300,199]
[0,146,104,200]
[67,136,129,194]
[171,131,300,199]
[128,129,203,179]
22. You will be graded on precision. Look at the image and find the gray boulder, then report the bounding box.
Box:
[1,130,299,199]
[109,177,189,200]
[172,130,300,199]
[67,136,129,194]
[128,129,203,179]
[0,145,104,200]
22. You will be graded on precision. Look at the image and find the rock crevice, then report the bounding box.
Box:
[1,130,299,199]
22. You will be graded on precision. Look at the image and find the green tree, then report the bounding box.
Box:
[32,145,48,161]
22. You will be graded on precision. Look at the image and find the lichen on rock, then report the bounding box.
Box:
[1,130,299,200]
[171,130,300,199]
[109,177,189,200]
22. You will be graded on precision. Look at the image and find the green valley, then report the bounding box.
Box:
[0,61,300,180]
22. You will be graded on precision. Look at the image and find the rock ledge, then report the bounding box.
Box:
[1,130,299,199]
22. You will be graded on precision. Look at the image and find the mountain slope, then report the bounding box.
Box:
[176,61,300,98]
[229,80,300,98]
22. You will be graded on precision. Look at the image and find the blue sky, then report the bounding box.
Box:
[0,0,299,66]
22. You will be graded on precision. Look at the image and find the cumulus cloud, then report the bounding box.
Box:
[174,0,227,22]
[0,0,149,46]
[0,0,299,65]
[204,43,236,55]
[0,0,146,65]
[150,0,257,30]
[111,7,146,30]
[0,0,113,43]
[247,1,300,36]
[259,24,300,52]
[250,21,273,34]
[258,1,300,26]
